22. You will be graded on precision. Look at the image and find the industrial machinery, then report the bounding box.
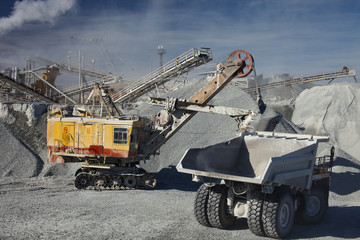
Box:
[47,49,333,237]
[47,49,256,190]
[177,132,334,238]
[0,66,60,103]
[34,66,61,96]
[242,65,357,95]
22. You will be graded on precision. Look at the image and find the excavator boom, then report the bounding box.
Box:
[141,50,254,156]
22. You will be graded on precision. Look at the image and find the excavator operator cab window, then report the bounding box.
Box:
[113,128,128,145]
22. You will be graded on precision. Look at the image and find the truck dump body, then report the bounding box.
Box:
[177,132,327,190]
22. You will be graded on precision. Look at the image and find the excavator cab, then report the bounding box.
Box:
[47,104,147,164]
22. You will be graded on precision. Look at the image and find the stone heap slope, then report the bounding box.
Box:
[292,83,360,161]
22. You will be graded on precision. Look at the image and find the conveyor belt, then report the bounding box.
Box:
[0,73,55,103]
[112,48,212,103]
[242,69,356,94]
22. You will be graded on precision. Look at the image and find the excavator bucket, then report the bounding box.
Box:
[177,132,328,190]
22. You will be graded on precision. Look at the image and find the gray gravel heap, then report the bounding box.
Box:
[292,83,360,161]
[0,122,43,178]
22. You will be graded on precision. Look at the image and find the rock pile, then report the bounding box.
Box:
[0,122,43,178]
[292,83,360,161]
[0,103,48,178]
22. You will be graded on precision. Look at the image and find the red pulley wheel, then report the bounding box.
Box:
[226,50,254,77]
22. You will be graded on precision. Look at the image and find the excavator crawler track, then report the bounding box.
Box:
[75,168,156,190]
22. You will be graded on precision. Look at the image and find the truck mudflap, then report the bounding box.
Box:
[177,132,328,190]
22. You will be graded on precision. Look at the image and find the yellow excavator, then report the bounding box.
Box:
[47,50,257,190]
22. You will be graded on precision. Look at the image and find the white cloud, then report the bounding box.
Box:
[0,0,360,86]
[0,0,77,36]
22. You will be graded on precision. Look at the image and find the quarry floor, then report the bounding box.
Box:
[0,149,359,240]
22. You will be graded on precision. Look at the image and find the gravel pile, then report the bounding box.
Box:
[0,103,50,179]
[0,122,43,178]
[292,83,360,161]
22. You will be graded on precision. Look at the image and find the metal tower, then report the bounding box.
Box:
[157,45,166,67]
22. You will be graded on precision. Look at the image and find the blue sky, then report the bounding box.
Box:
[0,0,359,87]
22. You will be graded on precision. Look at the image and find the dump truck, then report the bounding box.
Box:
[176,131,334,238]
[47,49,257,190]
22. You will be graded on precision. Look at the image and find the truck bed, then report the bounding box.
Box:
[177,132,328,190]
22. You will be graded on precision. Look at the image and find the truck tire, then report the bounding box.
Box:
[207,184,235,229]
[247,191,266,237]
[262,192,295,238]
[194,183,213,227]
[295,186,328,224]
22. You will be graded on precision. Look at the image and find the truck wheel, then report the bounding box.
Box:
[194,183,213,227]
[296,187,328,224]
[207,184,235,229]
[247,191,266,236]
[262,192,295,238]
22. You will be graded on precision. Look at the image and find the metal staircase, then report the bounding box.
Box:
[112,48,212,103]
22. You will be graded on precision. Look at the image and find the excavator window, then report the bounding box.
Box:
[113,128,128,145]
